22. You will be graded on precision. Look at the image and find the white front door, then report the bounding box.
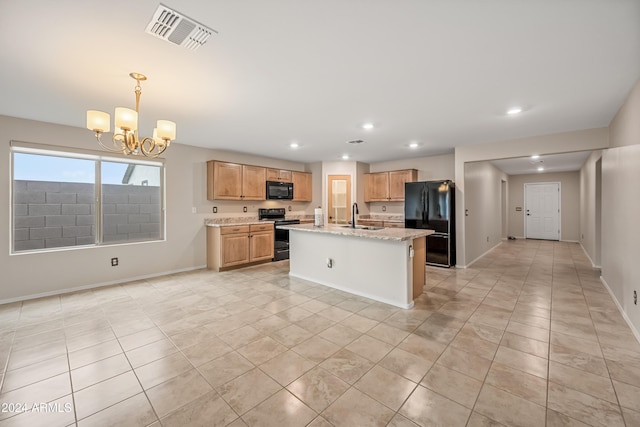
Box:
[525,183,560,240]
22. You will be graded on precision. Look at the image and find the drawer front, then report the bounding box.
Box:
[250,224,273,232]
[384,222,404,228]
[220,225,250,235]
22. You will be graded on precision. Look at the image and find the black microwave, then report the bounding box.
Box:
[266,181,294,200]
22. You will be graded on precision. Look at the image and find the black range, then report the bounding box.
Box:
[258,208,300,261]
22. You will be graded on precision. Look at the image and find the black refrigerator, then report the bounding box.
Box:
[404,180,456,267]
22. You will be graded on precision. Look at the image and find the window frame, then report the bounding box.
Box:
[10,140,166,254]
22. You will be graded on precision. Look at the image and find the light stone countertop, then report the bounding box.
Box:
[204,214,313,227]
[277,223,433,241]
[205,219,274,227]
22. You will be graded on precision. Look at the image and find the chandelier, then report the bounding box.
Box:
[86,72,176,158]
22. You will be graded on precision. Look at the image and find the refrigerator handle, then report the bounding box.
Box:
[424,187,429,222]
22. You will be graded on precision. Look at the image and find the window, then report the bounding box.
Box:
[101,161,162,244]
[11,144,165,253]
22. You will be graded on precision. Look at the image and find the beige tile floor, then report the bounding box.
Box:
[1,239,640,426]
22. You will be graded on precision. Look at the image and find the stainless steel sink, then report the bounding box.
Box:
[340,225,384,230]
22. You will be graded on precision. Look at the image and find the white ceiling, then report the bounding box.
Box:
[490,151,593,175]
[1,1,639,164]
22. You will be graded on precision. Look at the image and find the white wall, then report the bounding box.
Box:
[507,172,580,241]
[369,153,455,179]
[601,145,640,337]
[464,161,507,266]
[609,78,640,149]
[601,77,640,338]
[579,150,603,267]
[455,127,610,266]
[0,115,312,302]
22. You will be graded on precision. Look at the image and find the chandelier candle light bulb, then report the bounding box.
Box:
[86,72,176,157]
[114,108,138,131]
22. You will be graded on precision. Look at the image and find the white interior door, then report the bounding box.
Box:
[525,183,560,240]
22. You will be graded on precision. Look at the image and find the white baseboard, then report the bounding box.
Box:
[579,242,601,269]
[0,265,207,305]
[459,241,503,269]
[600,276,640,346]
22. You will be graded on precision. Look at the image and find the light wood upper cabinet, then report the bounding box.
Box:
[266,168,292,182]
[242,165,267,200]
[208,161,243,200]
[364,169,417,202]
[208,160,312,202]
[389,169,417,201]
[207,161,266,201]
[364,173,390,202]
[292,171,312,202]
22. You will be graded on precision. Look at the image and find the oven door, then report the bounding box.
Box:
[274,226,290,260]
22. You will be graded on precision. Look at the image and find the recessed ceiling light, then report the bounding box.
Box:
[362,123,374,130]
[342,154,350,160]
[289,142,299,148]
[537,167,545,172]
[507,107,523,115]
[531,155,540,159]
[409,142,419,149]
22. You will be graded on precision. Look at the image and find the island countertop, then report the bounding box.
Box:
[277,223,434,241]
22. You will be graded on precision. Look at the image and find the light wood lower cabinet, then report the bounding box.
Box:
[358,219,404,228]
[207,224,274,271]
[383,221,404,228]
[249,229,275,262]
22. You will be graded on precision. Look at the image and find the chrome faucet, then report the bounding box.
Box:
[351,203,359,228]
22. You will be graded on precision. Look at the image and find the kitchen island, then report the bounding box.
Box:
[277,223,434,308]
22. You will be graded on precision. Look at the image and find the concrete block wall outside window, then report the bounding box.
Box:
[13,181,161,252]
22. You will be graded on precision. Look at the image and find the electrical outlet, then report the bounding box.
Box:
[243,206,247,213]
[213,206,217,213]
[288,205,292,211]
[111,257,118,267]
[191,207,197,214]
[382,206,386,212]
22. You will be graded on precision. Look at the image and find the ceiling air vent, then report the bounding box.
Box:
[346,139,365,144]
[145,4,217,50]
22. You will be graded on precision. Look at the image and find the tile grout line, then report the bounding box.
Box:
[570,244,629,426]
[464,239,536,426]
